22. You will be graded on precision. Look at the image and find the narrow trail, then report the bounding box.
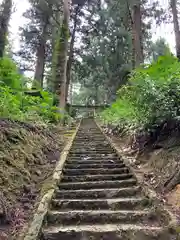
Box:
[27,118,177,240]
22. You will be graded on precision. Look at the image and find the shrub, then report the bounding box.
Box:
[0,57,22,89]
[100,55,180,132]
[0,57,62,123]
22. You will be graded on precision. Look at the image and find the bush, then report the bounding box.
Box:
[100,55,180,132]
[0,57,22,89]
[0,86,62,123]
[0,57,62,123]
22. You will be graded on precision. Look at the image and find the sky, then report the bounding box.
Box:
[9,0,31,50]
[9,0,176,55]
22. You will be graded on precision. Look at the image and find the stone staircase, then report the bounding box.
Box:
[39,118,176,240]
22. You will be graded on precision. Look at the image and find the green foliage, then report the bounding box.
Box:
[22,91,62,122]
[71,0,165,104]
[0,57,21,89]
[101,55,180,131]
[149,38,172,62]
[0,57,62,123]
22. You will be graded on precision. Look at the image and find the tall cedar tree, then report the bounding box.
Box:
[132,0,144,67]
[58,0,71,110]
[0,0,12,58]
[170,0,180,60]
[65,5,80,102]
[33,13,49,87]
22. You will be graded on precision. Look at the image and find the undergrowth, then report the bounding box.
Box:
[100,55,180,135]
[0,57,67,123]
[100,55,180,193]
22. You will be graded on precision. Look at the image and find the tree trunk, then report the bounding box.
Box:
[33,16,49,88]
[65,6,79,103]
[0,0,12,58]
[50,11,61,93]
[58,0,71,111]
[171,0,180,60]
[131,1,144,67]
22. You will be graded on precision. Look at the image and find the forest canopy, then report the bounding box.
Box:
[0,0,179,126]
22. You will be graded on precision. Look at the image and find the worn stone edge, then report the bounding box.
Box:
[22,120,82,240]
[95,119,179,232]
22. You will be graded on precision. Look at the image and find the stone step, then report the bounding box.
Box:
[68,155,119,159]
[76,131,102,133]
[76,130,102,132]
[66,159,123,164]
[58,179,136,190]
[77,129,102,131]
[71,143,112,147]
[64,163,126,169]
[72,143,111,148]
[77,134,103,136]
[25,118,172,240]
[67,155,121,160]
[76,137,103,138]
[69,150,116,154]
[71,146,113,149]
[68,153,119,158]
[72,139,109,143]
[73,141,110,145]
[76,132,102,134]
[63,168,129,175]
[74,139,107,142]
[62,173,133,182]
[42,224,165,240]
[71,146,115,153]
[74,136,106,138]
[76,131,103,133]
[46,210,156,225]
[71,142,111,145]
[51,197,148,210]
[77,137,106,139]
[54,187,141,199]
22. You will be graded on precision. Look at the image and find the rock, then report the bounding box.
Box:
[19,197,30,204]
[144,172,154,180]
[129,158,136,165]
[0,193,8,224]
[0,205,4,216]
[0,232,8,240]
[135,160,141,166]
[23,185,31,193]
[27,193,37,200]
[35,170,41,176]
[50,160,56,164]
[24,203,32,210]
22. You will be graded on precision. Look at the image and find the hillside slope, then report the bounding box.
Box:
[0,119,66,239]
[102,123,180,227]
